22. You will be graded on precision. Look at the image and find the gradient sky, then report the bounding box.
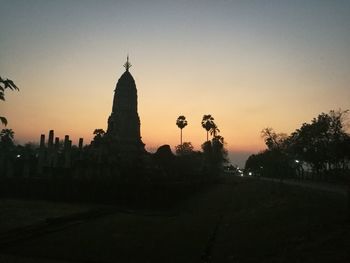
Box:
[1,0,350,167]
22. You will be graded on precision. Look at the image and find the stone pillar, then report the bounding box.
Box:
[64,136,71,169]
[47,130,54,167]
[78,138,83,150]
[64,135,69,150]
[38,134,46,174]
[54,137,60,149]
[48,130,54,148]
[53,137,60,167]
[78,138,83,160]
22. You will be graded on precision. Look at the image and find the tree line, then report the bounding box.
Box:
[245,109,350,182]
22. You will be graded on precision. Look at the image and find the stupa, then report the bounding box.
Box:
[106,57,145,157]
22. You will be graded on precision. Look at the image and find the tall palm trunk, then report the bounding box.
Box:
[180,128,183,145]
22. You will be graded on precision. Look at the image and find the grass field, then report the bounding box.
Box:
[0,176,349,262]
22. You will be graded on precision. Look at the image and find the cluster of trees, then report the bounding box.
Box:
[245,110,350,181]
[174,114,228,176]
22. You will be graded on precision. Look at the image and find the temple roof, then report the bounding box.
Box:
[124,55,132,71]
[116,56,135,85]
[117,70,135,85]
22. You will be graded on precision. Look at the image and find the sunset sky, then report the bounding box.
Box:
[1,0,350,167]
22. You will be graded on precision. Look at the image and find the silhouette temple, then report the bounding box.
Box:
[106,57,145,158]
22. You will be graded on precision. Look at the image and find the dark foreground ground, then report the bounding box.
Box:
[0,176,349,263]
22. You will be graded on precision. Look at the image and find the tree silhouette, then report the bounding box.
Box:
[201,115,215,141]
[93,129,105,137]
[176,115,188,145]
[247,109,350,181]
[212,135,228,165]
[0,77,19,126]
[0,128,14,139]
[201,134,228,175]
[261,127,287,151]
[92,129,105,146]
[287,110,350,175]
[209,122,220,137]
[0,128,15,148]
[175,142,193,155]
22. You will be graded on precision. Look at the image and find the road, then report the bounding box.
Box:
[255,176,348,196]
[0,176,348,263]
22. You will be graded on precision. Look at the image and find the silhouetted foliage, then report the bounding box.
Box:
[287,110,350,178]
[246,109,350,182]
[0,77,19,126]
[209,123,220,138]
[174,150,203,179]
[175,142,194,156]
[0,77,18,101]
[261,127,288,151]
[176,115,188,145]
[93,128,105,138]
[201,135,228,176]
[0,128,15,149]
[245,150,293,179]
[91,129,105,147]
[0,128,16,177]
[201,115,215,141]
[201,116,228,176]
[211,135,228,165]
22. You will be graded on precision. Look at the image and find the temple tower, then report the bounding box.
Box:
[106,57,145,156]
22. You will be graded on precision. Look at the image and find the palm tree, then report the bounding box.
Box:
[201,115,215,141]
[209,123,220,137]
[212,135,224,145]
[176,115,188,145]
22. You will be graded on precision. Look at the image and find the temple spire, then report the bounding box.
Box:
[123,55,132,72]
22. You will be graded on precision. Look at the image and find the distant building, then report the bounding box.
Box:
[106,57,145,159]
